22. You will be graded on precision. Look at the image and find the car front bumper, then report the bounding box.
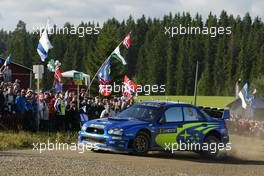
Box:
[78,131,133,152]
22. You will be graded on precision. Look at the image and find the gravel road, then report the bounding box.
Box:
[0,135,263,176]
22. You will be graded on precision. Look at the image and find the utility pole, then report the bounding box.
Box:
[193,61,199,106]
[37,76,40,92]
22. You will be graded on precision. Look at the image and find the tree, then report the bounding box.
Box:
[0,12,264,97]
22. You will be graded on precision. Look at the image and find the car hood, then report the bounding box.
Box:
[83,117,149,130]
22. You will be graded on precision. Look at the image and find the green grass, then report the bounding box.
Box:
[136,96,235,108]
[0,131,78,150]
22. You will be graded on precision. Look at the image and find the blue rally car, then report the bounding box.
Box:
[79,101,230,158]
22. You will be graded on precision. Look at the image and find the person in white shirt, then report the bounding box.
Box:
[100,104,115,118]
[37,93,49,131]
[2,66,12,82]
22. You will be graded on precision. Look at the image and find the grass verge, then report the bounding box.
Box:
[136,96,235,108]
[0,131,78,150]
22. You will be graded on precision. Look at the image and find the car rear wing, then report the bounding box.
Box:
[198,106,230,120]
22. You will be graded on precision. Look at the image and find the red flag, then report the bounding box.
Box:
[122,32,132,49]
[54,69,62,83]
[99,83,112,97]
[123,75,138,98]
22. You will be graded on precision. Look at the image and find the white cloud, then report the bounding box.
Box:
[0,0,263,31]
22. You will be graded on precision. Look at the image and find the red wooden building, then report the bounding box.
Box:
[0,59,33,88]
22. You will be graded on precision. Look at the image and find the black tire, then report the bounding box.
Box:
[132,131,150,155]
[91,148,105,153]
[201,136,220,159]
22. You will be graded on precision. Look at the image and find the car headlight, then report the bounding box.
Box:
[81,125,87,131]
[108,128,124,135]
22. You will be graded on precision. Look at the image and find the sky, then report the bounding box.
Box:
[0,0,264,31]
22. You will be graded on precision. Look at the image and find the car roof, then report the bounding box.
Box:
[138,100,193,108]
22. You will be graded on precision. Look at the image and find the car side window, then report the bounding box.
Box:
[183,107,202,121]
[164,107,183,122]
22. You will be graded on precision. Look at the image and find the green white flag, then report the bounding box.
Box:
[111,46,127,65]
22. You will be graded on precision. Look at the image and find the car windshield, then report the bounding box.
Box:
[116,105,160,122]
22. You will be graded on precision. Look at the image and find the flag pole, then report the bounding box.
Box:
[0,54,11,71]
[193,60,199,106]
[88,56,110,90]
[0,64,4,72]
[0,56,4,71]
[87,38,125,94]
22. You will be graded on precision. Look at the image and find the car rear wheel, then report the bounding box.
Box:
[132,132,150,154]
[201,136,220,159]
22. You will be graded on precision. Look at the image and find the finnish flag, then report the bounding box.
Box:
[238,83,249,109]
[4,54,11,66]
[37,29,53,62]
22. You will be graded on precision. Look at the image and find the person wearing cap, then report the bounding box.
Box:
[54,93,66,131]
[24,89,36,131]
[15,89,26,114]
[15,89,26,130]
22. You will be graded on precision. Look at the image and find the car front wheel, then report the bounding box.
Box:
[132,132,150,154]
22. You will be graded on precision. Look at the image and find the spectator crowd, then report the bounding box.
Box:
[228,114,264,139]
[1,79,264,139]
[0,80,133,132]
